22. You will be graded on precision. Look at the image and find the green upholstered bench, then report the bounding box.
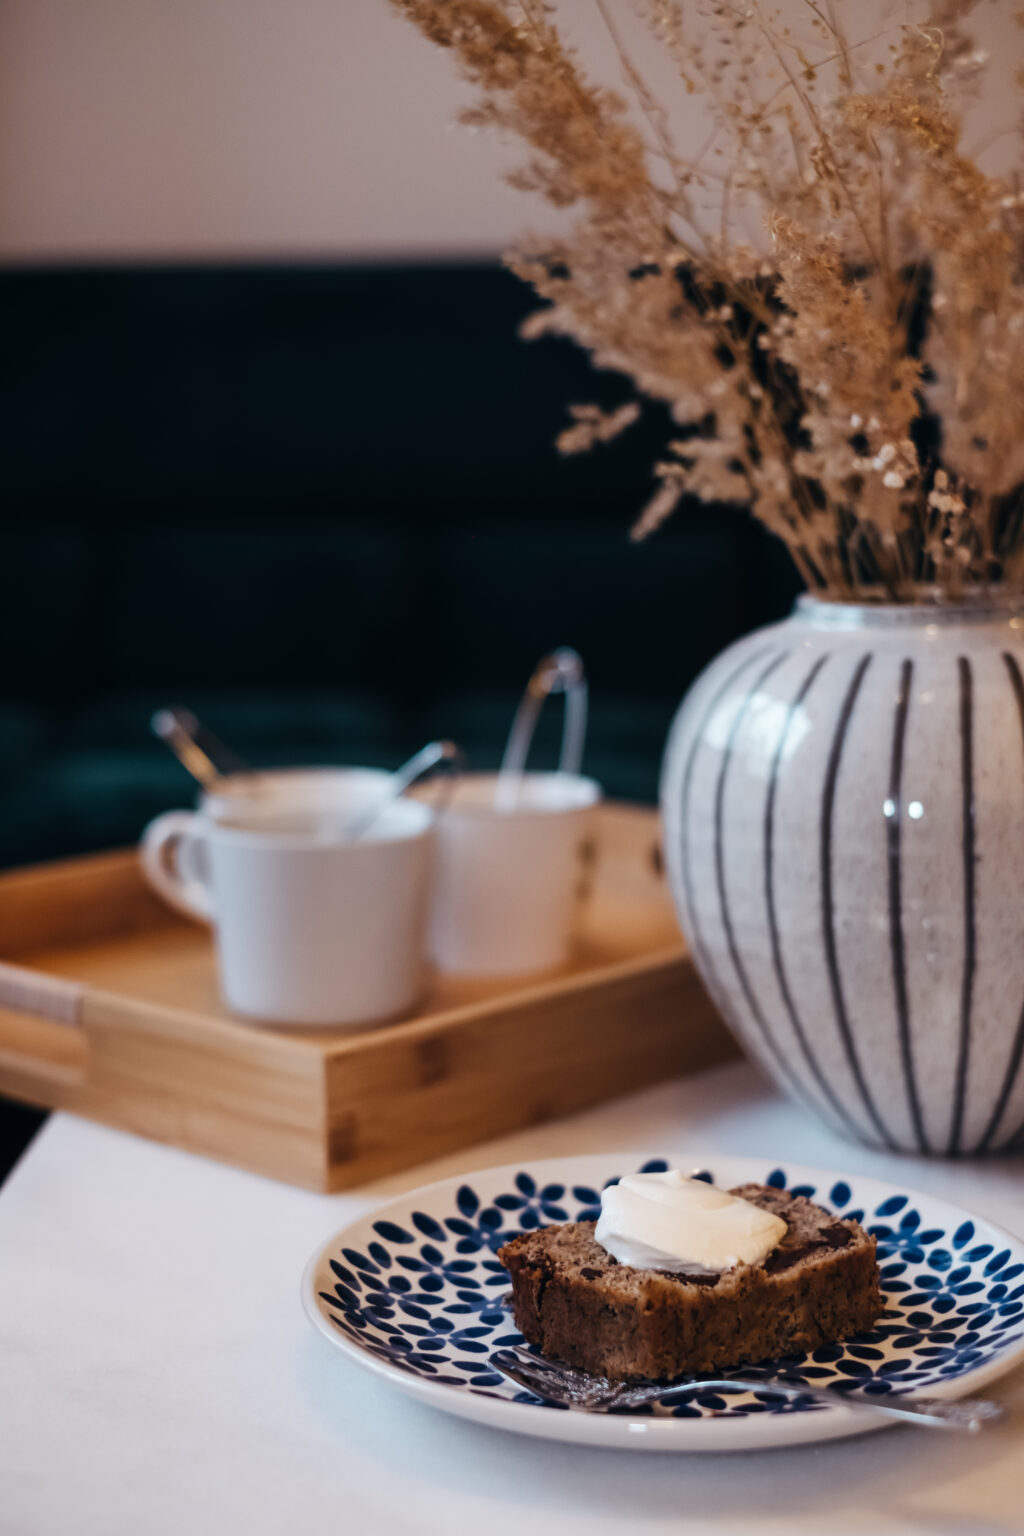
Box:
[0,263,800,869]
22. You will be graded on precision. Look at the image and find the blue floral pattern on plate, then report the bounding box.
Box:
[306,1156,1024,1433]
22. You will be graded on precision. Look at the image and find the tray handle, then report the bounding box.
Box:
[0,962,84,1027]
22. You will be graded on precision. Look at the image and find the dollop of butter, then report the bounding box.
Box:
[594,1169,787,1274]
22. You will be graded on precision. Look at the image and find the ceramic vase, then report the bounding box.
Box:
[661,594,1024,1154]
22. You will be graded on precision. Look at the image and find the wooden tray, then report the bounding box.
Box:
[0,805,732,1190]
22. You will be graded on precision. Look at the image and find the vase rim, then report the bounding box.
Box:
[795,589,1024,629]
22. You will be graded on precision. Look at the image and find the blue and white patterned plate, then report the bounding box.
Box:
[301,1154,1024,1451]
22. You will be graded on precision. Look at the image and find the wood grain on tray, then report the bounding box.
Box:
[0,805,732,1190]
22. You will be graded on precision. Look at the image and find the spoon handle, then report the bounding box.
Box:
[815,1390,1004,1431]
[494,648,587,813]
[151,707,250,786]
[624,1377,1004,1430]
[342,740,462,842]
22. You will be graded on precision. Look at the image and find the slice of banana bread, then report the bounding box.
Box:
[498,1182,881,1382]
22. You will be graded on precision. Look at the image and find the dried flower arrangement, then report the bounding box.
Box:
[391,0,1024,601]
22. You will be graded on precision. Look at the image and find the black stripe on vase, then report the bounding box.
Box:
[948,656,977,1156]
[887,658,930,1153]
[982,653,1024,1152]
[677,645,775,1021]
[820,653,899,1150]
[712,650,812,1096]
[763,653,868,1140]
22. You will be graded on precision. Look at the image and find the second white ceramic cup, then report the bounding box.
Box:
[422,771,602,977]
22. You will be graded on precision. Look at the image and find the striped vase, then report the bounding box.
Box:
[661,595,1024,1155]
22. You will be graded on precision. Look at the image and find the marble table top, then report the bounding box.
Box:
[2,1059,1022,1536]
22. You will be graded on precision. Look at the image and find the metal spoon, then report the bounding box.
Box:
[493,648,587,814]
[490,1346,1005,1431]
[151,707,252,788]
[338,739,463,842]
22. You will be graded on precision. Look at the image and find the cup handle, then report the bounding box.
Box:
[139,811,215,923]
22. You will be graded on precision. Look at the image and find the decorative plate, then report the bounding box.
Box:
[301,1154,1024,1451]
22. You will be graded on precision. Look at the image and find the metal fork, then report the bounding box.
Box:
[490,1346,1005,1431]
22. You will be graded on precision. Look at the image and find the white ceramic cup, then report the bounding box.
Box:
[139,791,434,1027]
[421,771,602,977]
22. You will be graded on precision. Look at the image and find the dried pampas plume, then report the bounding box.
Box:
[391,0,1024,601]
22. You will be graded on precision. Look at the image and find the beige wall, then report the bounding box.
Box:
[0,0,542,259]
[1,1,1020,262]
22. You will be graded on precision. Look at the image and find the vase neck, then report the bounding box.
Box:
[794,593,1024,631]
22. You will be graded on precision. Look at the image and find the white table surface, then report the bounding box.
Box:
[2,1060,1023,1536]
